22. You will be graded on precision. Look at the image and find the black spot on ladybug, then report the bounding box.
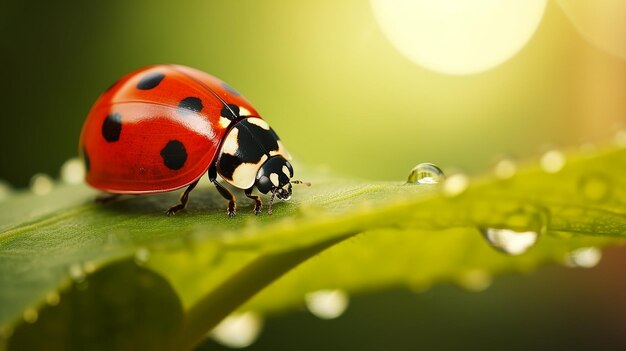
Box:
[160,140,187,170]
[178,97,203,114]
[220,104,240,120]
[102,113,122,142]
[137,72,165,90]
[221,82,241,96]
[82,146,90,172]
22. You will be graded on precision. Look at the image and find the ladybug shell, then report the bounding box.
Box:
[80,64,260,194]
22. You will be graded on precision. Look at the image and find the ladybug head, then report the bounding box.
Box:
[255,156,294,200]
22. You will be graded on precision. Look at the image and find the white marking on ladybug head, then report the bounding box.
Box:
[247,118,270,130]
[282,165,291,177]
[239,106,252,117]
[221,128,239,156]
[270,173,280,187]
[229,154,268,189]
[219,116,231,129]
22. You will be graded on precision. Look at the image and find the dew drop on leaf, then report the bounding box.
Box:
[305,289,349,320]
[45,291,61,306]
[60,158,85,184]
[210,312,264,348]
[480,228,539,255]
[29,173,54,196]
[540,150,566,174]
[83,261,97,274]
[442,173,468,197]
[68,263,85,282]
[22,308,38,324]
[457,270,493,292]
[494,158,517,179]
[407,163,445,184]
[578,174,610,202]
[564,247,602,268]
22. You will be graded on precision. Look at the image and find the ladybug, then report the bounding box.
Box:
[80,64,304,216]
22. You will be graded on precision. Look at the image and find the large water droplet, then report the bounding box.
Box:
[60,158,85,184]
[578,174,610,202]
[540,150,565,174]
[23,308,39,324]
[30,173,54,195]
[210,312,263,349]
[494,158,517,179]
[305,289,349,320]
[442,173,468,197]
[481,228,538,255]
[135,247,150,265]
[457,270,492,292]
[565,247,602,268]
[407,163,445,184]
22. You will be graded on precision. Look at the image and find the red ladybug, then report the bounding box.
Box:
[80,64,301,216]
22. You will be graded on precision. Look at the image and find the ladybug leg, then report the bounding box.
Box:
[166,179,199,216]
[244,188,262,215]
[209,164,237,217]
[95,193,121,204]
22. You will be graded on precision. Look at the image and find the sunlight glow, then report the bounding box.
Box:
[370,0,547,75]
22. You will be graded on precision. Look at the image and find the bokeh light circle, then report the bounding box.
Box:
[557,0,626,59]
[370,0,547,75]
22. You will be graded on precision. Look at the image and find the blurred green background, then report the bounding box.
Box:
[2,0,626,349]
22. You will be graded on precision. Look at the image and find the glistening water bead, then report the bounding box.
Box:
[407,163,445,184]
[210,312,264,348]
[480,228,539,255]
[305,289,350,320]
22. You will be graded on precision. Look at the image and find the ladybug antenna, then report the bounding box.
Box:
[290,180,311,187]
[268,188,278,216]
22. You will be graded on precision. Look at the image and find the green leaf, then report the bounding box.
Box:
[1,147,626,350]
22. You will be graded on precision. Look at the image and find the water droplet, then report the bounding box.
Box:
[457,270,492,292]
[305,289,349,320]
[29,173,54,195]
[45,291,61,306]
[407,163,445,184]
[83,261,97,274]
[565,247,602,268]
[135,247,150,265]
[69,263,85,282]
[578,174,610,202]
[494,158,517,179]
[210,312,263,349]
[442,173,468,197]
[60,158,85,184]
[23,308,38,324]
[540,150,565,174]
[481,228,538,255]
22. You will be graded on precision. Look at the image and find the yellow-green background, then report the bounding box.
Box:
[2,0,624,186]
[2,0,626,349]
